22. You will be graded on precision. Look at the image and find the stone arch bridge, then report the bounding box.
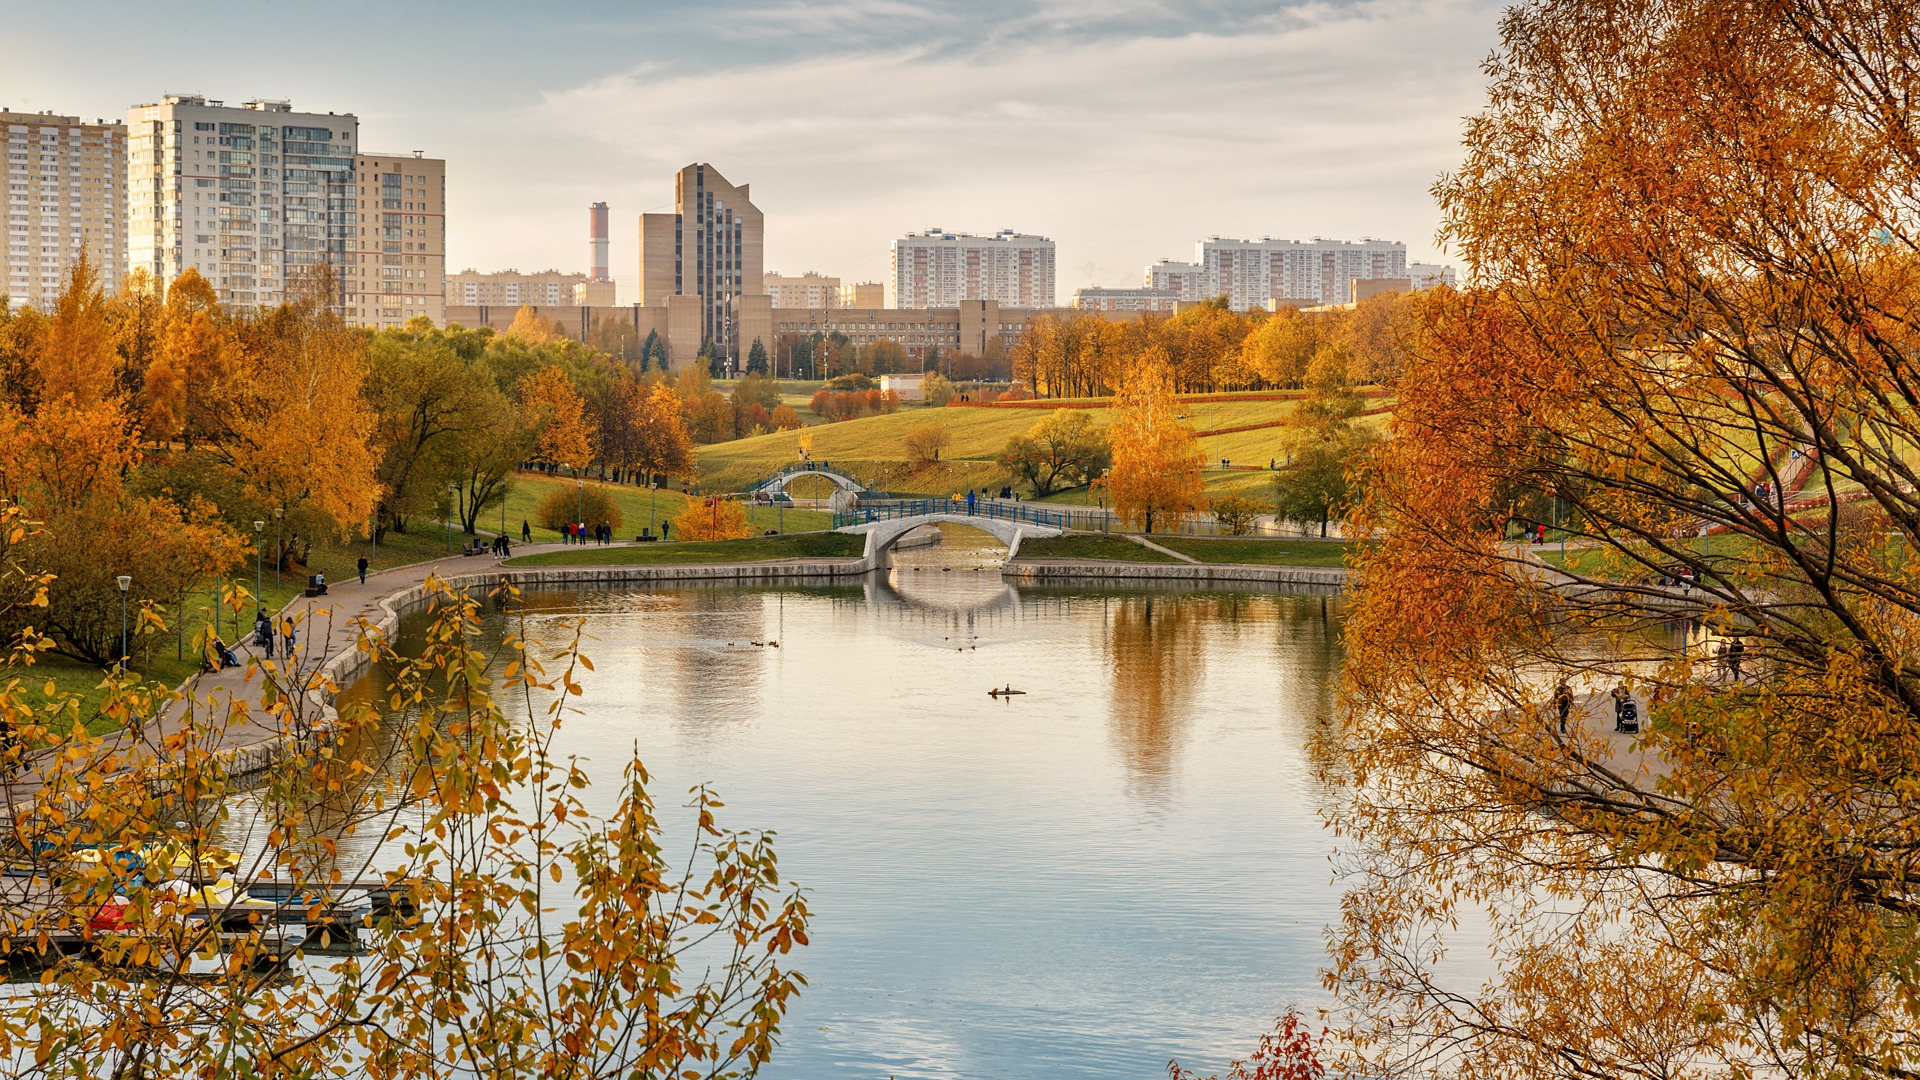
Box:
[833,499,1070,568]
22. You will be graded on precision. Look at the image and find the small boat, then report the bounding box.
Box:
[988,686,1026,698]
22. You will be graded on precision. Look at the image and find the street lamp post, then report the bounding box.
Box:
[576,477,584,533]
[273,507,283,587]
[253,520,264,619]
[116,575,131,671]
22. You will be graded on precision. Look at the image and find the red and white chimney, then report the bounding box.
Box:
[588,202,609,281]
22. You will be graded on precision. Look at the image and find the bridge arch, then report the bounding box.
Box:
[837,513,1065,569]
[752,465,866,496]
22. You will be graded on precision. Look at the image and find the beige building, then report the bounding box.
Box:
[574,279,615,306]
[446,268,585,308]
[346,150,444,329]
[443,298,1123,370]
[764,271,839,309]
[640,164,766,362]
[3,110,126,310]
[126,95,358,311]
[840,281,883,308]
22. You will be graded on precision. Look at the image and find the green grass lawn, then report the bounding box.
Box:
[1153,536,1357,567]
[503,532,865,567]
[499,472,830,542]
[694,396,1310,495]
[1014,534,1180,562]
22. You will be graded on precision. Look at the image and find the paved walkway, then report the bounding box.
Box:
[2,539,578,816]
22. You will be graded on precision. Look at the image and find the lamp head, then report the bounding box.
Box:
[116,575,131,592]
[274,507,282,519]
[254,520,264,532]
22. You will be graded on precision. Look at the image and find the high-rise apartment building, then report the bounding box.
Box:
[892,228,1055,309]
[4,111,126,310]
[1199,237,1406,310]
[764,271,839,309]
[639,163,765,357]
[126,95,358,311]
[345,150,443,329]
[445,268,585,308]
[1147,259,1209,301]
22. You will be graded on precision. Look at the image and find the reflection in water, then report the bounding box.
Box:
[313,558,1354,1080]
[1107,596,1208,800]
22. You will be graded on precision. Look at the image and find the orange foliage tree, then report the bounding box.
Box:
[519,364,596,472]
[1328,2,1920,1077]
[671,496,754,541]
[1100,357,1206,532]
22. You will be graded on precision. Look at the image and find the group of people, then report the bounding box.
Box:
[559,521,617,545]
[253,613,299,660]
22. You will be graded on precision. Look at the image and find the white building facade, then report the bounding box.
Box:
[1408,262,1456,291]
[1197,237,1406,310]
[764,271,840,309]
[4,111,126,310]
[892,228,1055,309]
[126,95,358,311]
[1072,287,1179,313]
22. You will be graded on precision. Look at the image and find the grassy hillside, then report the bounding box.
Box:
[498,473,830,541]
[695,393,1317,496]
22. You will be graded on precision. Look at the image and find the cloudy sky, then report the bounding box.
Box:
[4,0,1504,303]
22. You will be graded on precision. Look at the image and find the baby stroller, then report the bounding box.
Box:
[205,638,241,673]
[1614,697,1639,734]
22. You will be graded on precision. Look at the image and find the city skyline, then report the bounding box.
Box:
[1,0,1502,307]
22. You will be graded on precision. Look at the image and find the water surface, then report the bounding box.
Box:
[351,528,1349,1079]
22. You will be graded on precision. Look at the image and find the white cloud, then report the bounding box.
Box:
[455,0,1501,300]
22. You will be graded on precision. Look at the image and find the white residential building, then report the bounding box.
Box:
[892,228,1055,309]
[1147,259,1209,301]
[126,95,358,312]
[1408,262,1457,291]
[3,110,126,310]
[1198,237,1406,311]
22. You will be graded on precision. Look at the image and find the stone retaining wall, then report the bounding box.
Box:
[1001,559,1349,588]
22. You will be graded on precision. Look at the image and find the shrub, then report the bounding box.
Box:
[672,496,754,541]
[1211,492,1268,535]
[922,372,956,407]
[824,373,874,392]
[770,405,804,431]
[538,484,625,533]
[904,423,951,464]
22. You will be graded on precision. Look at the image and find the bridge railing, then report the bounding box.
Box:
[754,461,864,490]
[832,499,1074,531]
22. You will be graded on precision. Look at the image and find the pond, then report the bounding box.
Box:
[339,527,1350,1079]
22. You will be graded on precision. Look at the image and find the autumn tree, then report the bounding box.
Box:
[505,304,563,344]
[137,269,230,449]
[215,265,380,569]
[903,422,951,465]
[1100,357,1205,532]
[519,364,595,473]
[366,325,503,535]
[1328,3,1920,1079]
[0,575,810,1078]
[672,495,754,541]
[1000,408,1109,496]
[769,404,803,431]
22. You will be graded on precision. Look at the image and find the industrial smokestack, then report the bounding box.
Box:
[588,202,610,281]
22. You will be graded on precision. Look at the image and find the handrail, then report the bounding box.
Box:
[831,499,1073,530]
[752,461,867,491]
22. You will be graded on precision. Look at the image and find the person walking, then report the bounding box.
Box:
[661,520,671,541]
[254,612,274,653]
[522,519,531,543]
[966,489,977,515]
[357,555,369,584]
[1610,684,1635,732]
[1728,637,1746,679]
[281,617,297,661]
[1554,680,1574,735]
